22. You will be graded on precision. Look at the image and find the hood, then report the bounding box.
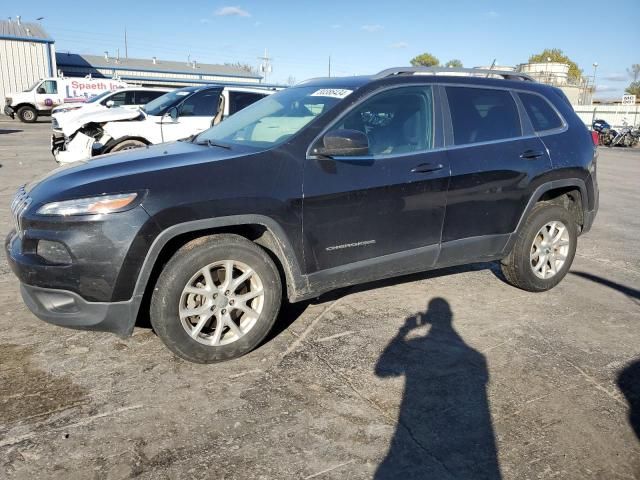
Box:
[62,107,143,137]
[26,140,255,207]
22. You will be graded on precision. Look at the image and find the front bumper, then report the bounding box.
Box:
[52,132,96,164]
[20,283,138,336]
[4,105,15,119]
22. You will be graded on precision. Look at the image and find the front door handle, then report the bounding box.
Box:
[520,150,545,159]
[411,163,444,173]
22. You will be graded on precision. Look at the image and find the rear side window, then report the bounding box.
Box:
[446,87,521,145]
[519,92,564,132]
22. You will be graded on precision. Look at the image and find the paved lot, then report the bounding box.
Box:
[0,117,639,480]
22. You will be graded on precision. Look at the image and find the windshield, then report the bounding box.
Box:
[87,90,112,103]
[143,89,193,116]
[195,86,353,149]
[23,81,41,92]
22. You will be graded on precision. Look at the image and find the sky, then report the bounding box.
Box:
[11,0,640,99]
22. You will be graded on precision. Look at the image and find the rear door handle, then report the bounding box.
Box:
[520,150,545,159]
[411,163,444,173]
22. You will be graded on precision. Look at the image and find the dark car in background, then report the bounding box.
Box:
[6,67,598,363]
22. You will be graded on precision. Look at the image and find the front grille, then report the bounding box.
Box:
[10,186,32,236]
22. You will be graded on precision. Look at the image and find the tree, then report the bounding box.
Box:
[410,52,439,67]
[627,64,640,82]
[528,49,582,81]
[626,81,640,97]
[225,62,256,74]
[445,59,463,68]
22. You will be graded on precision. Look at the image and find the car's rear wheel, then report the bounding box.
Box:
[109,139,147,153]
[17,106,37,123]
[150,234,282,363]
[501,202,577,292]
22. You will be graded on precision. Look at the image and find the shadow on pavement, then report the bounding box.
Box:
[374,297,501,479]
[618,359,640,442]
[570,271,640,300]
[0,129,22,134]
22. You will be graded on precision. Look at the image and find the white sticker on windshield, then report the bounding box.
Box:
[310,88,353,99]
[176,91,190,96]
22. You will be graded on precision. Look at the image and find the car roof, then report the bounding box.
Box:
[296,68,558,96]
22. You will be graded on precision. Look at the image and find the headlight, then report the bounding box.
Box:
[37,193,139,216]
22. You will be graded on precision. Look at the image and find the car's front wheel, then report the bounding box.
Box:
[501,202,577,292]
[150,234,282,363]
[17,106,37,123]
[109,139,147,153]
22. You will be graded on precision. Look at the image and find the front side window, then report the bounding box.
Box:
[519,92,563,132]
[106,91,128,106]
[143,89,195,116]
[134,90,164,105]
[196,86,351,149]
[39,80,58,94]
[229,92,267,115]
[446,87,521,145]
[327,86,434,156]
[180,89,221,117]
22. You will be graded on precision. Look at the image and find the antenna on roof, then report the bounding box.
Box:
[486,59,496,77]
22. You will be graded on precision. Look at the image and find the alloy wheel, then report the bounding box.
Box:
[179,260,264,346]
[530,221,570,279]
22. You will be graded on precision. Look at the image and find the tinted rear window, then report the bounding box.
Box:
[446,87,521,145]
[519,92,564,132]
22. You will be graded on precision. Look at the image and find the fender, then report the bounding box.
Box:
[503,178,589,255]
[124,215,308,330]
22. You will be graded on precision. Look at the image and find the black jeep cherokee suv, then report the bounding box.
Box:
[6,67,598,363]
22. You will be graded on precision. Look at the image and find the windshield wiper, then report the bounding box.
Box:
[195,139,232,150]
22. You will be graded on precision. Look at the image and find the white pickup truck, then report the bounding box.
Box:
[4,77,127,123]
[52,84,278,164]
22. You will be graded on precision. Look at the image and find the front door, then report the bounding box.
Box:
[302,85,450,276]
[161,88,221,142]
[35,80,62,112]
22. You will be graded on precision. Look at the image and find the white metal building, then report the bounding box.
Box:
[55,53,262,87]
[0,19,56,104]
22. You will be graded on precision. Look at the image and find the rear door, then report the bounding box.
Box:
[439,85,552,262]
[303,84,450,274]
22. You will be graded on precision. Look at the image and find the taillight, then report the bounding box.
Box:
[591,130,599,146]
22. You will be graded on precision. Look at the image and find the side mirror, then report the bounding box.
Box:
[105,100,115,108]
[315,129,369,157]
[166,106,179,122]
[36,87,46,94]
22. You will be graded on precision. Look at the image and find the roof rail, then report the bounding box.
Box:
[373,67,535,82]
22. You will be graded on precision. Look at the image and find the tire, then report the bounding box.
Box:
[17,106,37,123]
[109,139,147,153]
[501,202,577,292]
[150,234,282,363]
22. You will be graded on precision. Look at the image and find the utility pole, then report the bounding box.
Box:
[328,55,331,77]
[258,49,272,83]
[124,27,128,59]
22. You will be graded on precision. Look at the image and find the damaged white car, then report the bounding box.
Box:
[52,84,277,164]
